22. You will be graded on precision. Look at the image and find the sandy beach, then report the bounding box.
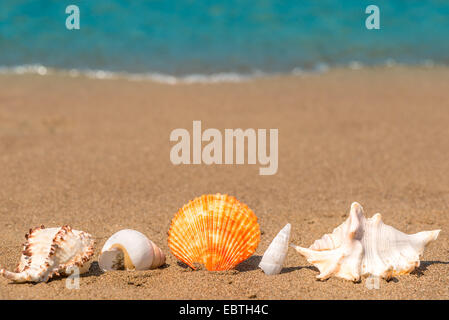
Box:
[0,66,448,299]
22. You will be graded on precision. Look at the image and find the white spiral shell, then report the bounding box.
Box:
[99,229,165,271]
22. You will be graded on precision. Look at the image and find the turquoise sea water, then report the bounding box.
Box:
[0,0,448,79]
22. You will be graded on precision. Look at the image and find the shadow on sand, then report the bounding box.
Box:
[411,260,449,277]
[235,255,317,274]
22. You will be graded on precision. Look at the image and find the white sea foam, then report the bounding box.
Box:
[348,61,363,70]
[0,64,50,75]
[0,64,261,84]
[0,61,444,84]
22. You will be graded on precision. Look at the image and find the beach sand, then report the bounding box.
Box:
[0,66,448,299]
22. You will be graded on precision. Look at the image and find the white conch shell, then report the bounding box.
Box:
[99,229,165,271]
[291,202,440,282]
[0,225,95,283]
[259,223,291,275]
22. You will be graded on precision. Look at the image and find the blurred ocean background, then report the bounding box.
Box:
[1,0,448,82]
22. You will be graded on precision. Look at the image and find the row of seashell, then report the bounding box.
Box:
[260,201,441,282]
[0,194,441,284]
[0,227,167,283]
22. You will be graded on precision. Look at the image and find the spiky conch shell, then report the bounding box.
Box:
[168,194,261,271]
[0,225,95,283]
[291,202,440,282]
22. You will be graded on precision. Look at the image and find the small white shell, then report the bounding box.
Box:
[259,223,291,275]
[99,229,165,271]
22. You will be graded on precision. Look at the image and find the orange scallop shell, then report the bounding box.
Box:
[168,194,260,271]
